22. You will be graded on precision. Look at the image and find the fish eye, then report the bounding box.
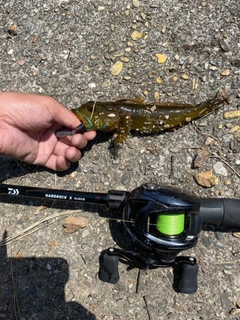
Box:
[87,106,93,112]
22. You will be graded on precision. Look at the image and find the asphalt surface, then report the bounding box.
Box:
[0,1,240,319]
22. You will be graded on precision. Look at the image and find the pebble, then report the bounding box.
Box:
[97,6,105,11]
[231,60,240,68]
[194,171,217,188]
[81,229,90,238]
[130,30,142,40]
[214,231,223,240]
[110,61,123,76]
[156,77,162,84]
[221,69,230,76]
[193,148,210,168]
[224,110,240,119]
[60,50,69,59]
[132,0,140,7]
[7,49,13,55]
[230,308,240,316]
[202,235,213,248]
[18,59,26,66]
[214,241,224,249]
[102,80,111,88]
[213,161,228,176]
[154,91,160,101]
[155,53,167,64]
[219,39,230,52]
[181,74,189,80]
[121,171,131,185]
[205,137,216,145]
[91,165,99,174]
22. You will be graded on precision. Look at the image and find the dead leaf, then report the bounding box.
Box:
[63,216,88,234]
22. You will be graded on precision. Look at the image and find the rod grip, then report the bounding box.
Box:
[199,198,240,228]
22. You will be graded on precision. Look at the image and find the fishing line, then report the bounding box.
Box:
[105,214,185,236]
[156,213,185,236]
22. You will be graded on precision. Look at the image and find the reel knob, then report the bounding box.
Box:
[141,183,160,191]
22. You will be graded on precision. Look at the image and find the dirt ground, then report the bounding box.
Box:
[0,1,240,319]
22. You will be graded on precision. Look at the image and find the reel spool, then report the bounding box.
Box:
[156,212,185,237]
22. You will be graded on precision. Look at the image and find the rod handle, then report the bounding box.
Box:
[199,198,240,228]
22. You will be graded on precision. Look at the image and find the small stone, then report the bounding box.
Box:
[156,77,162,84]
[132,0,140,7]
[232,232,240,238]
[231,60,240,68]
[181,74,189,80]
[209,66,218,71]
[130,30,142,40]
[110,61,123,76]
[81,229,90,238]
[170,76,178,83]
[70,171,78,178]
[8,25,18,35]
[88,82,96,89]
[7,49,13,55]
[154,92,160,102]
[102,80,111,88]
[97,6,105,11]
[193,148,210,168]
[120,56,129,62]
[202,235,213,248]
[192,78,197,90]
[213,161,228,176]
[230,308,240,316]
[18,60,26,66]
[205,137,215,145]
[194,171,217,187]
[221,69,230,76]
[224,110,240,119]
[60,50,69,60]
[63,216,88,234]
[155,53,167,64]
[215,241,224,249]
[219,39,230,52]
[225,179,231,186]
[121,171,131,185]
[91,165,99,174]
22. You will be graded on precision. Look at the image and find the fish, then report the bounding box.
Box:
[69,90,228,146]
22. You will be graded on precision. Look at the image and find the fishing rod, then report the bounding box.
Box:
[1,182,240,294]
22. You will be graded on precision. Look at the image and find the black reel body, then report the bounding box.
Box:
[124,183,202,257]
[100,183,202,293]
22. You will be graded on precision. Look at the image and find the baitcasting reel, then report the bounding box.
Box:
[1,182,240,294]
[99,183,202,294]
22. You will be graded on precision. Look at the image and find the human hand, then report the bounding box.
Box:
[0,92,96,171]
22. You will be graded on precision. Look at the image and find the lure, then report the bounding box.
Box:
[56,91,228,145]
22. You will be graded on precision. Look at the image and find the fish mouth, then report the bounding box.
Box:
[79,113,94,130]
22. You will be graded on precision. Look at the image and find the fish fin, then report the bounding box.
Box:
[112,114,132,145]
[116,95,145,105]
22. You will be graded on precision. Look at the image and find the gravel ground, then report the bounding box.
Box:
[0,0,240,319]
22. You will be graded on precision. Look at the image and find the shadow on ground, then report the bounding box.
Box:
[0,231,96,320]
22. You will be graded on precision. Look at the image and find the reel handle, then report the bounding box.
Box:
[199,198,240,228]
[174,259,198,294]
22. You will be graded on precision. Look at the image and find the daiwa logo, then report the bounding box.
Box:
[7,188,19,195]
